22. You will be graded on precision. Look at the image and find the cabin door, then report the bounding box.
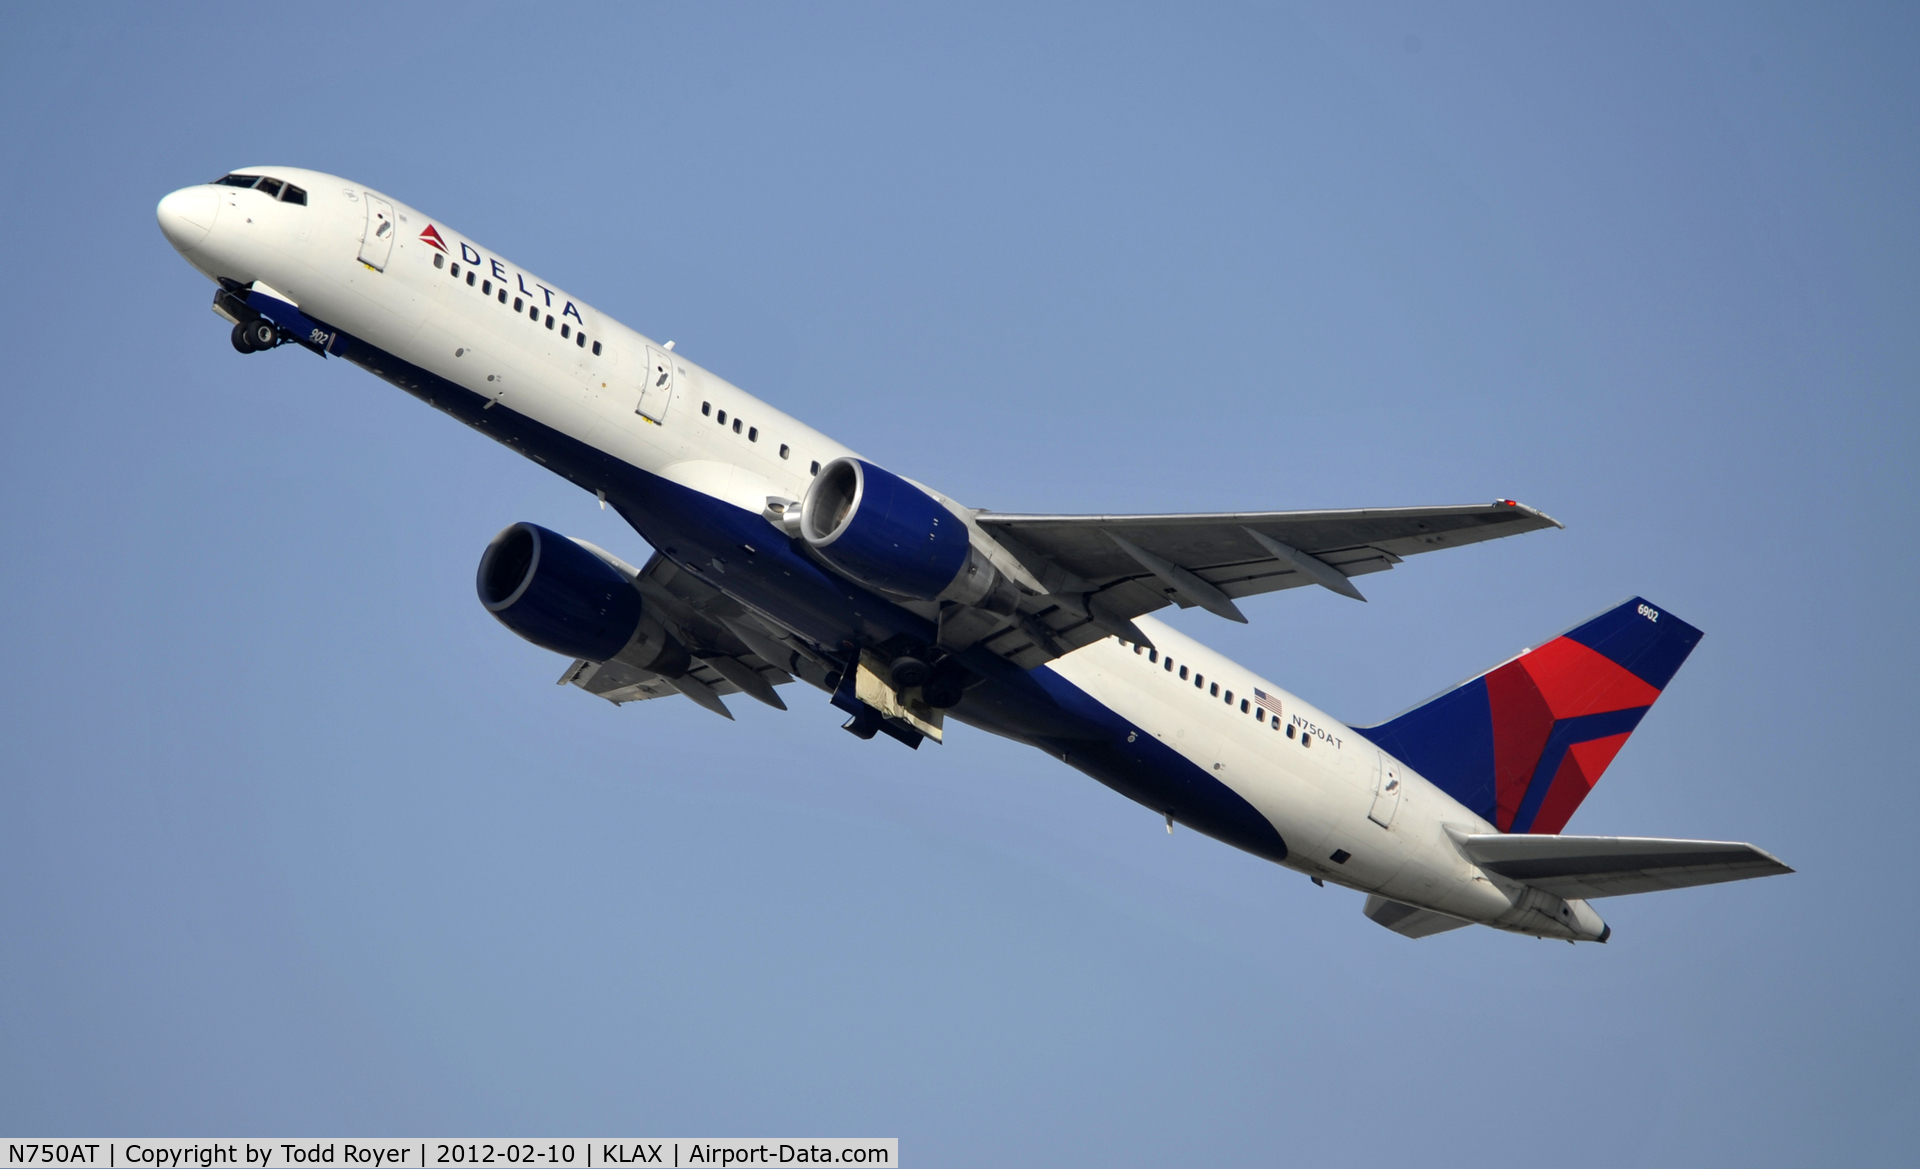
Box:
[359,193,396,271]
[635,346,674,423]
[1368,751,1403,828]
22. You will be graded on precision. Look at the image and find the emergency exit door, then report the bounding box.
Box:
[1369,751,1403,828]
[359,193,396,271]
[635,346,674,422]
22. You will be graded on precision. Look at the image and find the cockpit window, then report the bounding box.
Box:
[210,173,307,204]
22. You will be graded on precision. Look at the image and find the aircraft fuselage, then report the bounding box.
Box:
[156,166,1630,942]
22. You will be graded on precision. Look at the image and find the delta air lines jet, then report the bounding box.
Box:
[156,168,1791,942]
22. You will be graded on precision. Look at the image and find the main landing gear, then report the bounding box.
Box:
[889,649,968,710]
[230,318,280,353]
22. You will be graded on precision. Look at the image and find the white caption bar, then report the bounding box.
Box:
[0,1143,897,1169]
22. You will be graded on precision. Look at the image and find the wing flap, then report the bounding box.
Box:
[1453,832,1793,899]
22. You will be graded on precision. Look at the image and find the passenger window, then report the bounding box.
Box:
[467,272,476,286]
[545,315,554,329]
[748,426,758,441]
[1286,724,1295,738]
[1148,649,1158,663]
[530,305,539,320]
[1193,673,1203,687]
[1134,644,1144,655]
[281,184,307,205]
[256,178,283,198]
[434,253,445,270]
[498,289,507,304]
[717,410,727,424]
[1272,716,1281,730]
[577,332,587,348]
[779,444,790,459]
[810,461,820,474]
[451,263,461,277]
[702,402,712,416]
[483,280,492,294]
[513,297,523,311]
[592,341,602,355]
[1240,698,1249,713]
[1303,735,1312,749]
[733,419,743,434]
[561,324,570,338]
[1210,683,1220,697]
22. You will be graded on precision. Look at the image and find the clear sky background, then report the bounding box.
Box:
[2,3,1914,1164]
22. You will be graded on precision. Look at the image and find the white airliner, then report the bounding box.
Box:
[156,168,1790,942]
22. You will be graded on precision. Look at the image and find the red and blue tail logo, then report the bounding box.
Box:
[1353,598,1702,834]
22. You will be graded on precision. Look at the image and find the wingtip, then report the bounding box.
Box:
[1496,499,1565,530]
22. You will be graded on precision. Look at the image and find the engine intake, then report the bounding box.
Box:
[799,457,1017,611]
[477,522,688,674]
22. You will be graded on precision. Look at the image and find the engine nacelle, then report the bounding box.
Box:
[476,522,688,674]
[799,457,1017,611]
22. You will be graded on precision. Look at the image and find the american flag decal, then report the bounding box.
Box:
[1254,688,1283,716]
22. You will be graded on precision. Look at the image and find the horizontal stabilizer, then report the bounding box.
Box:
[1363,895,1474,938]
[1452,831,1792,899]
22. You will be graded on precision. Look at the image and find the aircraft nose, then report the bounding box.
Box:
[156,186,218,252]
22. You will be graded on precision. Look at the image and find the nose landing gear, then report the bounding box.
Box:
[230,318,281,353]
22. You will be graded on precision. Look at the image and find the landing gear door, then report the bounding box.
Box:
[635,346,674,423]
[1368,751,1402,829]
[359,193,396,271]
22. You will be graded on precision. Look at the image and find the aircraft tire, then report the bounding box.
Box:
[889,654,931,689]
[921,680,964,709]
[243,319,278,350]
[230,321,256,353]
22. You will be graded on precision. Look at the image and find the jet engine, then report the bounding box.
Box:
[476,522,689,675]
[799,457,1019,612]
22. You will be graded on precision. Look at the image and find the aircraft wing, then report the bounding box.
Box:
[955,502,1560,665]
[1452,833,1794,899]
[561,548,832,717]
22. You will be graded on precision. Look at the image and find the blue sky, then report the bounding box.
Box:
[2,3,1914,1164]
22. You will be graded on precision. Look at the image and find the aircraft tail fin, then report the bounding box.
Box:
[1354,598,1702,834]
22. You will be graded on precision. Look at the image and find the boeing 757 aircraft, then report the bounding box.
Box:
[156,167,1789,942]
